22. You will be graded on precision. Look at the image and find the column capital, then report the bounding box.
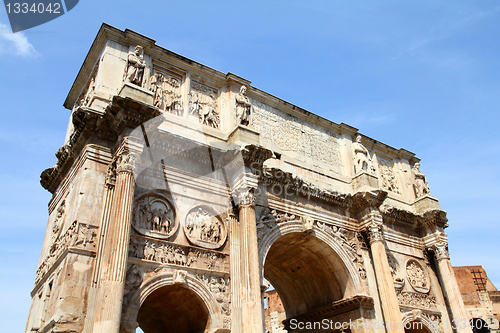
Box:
[423,231,450,261]
[234,188,255,209]
[107,136,144,180]
[431,242,450,261]
[116,152,139,174]
[366,222,384,244]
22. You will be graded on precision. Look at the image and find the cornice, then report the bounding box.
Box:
[41,96,161,193]
[241,144,273,169]
[380,205,448,230]
[261,163,387,212]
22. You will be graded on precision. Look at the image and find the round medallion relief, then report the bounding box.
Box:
[184,206,227,249]
[132,194,177,239]
[406,259,430,293]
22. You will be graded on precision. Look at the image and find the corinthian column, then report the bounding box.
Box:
[431,240,472,333]
[235,188,264,333]
[93,140,142,333]
[365,210,405,333]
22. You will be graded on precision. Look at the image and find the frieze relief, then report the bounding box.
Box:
[149,69,183,115]
[128,235,229,273]
[406,259,430,293]
[378,159,401,194]
[251,100,341,173]
[35,222,98,284]
[397,289,437,310]
[184,206,227,250]
[132,195,177,240]
[189,81,220,128]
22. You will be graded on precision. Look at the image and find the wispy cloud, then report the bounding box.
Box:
[0,22,38,57]
[400,7,500,56]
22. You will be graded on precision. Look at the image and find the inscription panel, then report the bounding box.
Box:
[252,100,341,173]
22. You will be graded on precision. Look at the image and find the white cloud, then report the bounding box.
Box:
[0,22,38,57]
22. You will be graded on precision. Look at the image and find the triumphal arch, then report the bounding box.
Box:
[25,24,473,333]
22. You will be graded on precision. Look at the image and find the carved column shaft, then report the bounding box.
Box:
[93,151,138,333]
[366,212,405,333]
[230,213,243,332]
[83,182,115,333]
[433,245,472,333]
[237,191,264,333]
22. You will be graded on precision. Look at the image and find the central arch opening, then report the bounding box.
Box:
[137,284,209,333]
[263,232,352,322]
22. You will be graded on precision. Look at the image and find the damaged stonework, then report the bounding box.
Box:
[27,24,471,333]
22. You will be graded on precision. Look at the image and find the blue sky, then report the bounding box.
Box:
[1,1,499,331]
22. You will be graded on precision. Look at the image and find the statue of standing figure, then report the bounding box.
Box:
[125,45,146,87]
[412,162,430,198]
[353,135,370,173]
[235,85,252,126]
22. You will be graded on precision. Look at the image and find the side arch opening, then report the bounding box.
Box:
[137,284,209,333]
[263,232,354,321]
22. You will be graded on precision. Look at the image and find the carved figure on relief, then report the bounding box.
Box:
[235,85,251,126]
[125,45,146,87]
[78,76,95,108]
[379,160,401,194]
[149,72,183,115]
[51,200,66,245]
[123,264,143,309]
[387,254,405,289]
[184,207,226,249]
[412,162,430,198]
[132,195,176,239]
[353,135,371,173]
[406,260,429,293]
[189,83,220,128]
[197,274,231,315]
[150,72,164,107]
[256,209,278,240]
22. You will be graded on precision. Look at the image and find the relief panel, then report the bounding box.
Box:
[184,206,227,250]
[132,194,177,240]
[189,80,220,128]
[252,100,341,173]
[378,158,401,194]
[149,68,183,115]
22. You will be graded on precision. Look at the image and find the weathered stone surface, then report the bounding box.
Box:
[27,24,471,333]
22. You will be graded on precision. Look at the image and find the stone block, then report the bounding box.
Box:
[118,82,154,105]
[228,125,260,146]
[413,194,440,213]
[351,171,379,192]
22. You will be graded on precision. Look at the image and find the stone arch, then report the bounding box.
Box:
[259,220,364,319]
[401,311,439,333]
[259,220,363,293]
[121,270,225,332]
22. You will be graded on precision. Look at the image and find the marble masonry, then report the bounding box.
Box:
[25,24,479,333]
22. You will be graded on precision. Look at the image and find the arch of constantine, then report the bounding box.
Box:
[25,24,473,333]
